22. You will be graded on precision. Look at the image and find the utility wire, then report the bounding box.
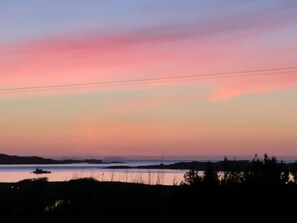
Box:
[3,70,296,94]
[1,66,297,93]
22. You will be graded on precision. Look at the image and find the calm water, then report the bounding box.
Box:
[0,160,188,185]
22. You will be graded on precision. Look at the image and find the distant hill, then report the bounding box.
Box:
[138,160,250,170]
[0,153,103,165]
[107,160,250,170]
[108,159,297,171]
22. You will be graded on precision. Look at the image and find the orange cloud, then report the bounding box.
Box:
[208,71,297,101]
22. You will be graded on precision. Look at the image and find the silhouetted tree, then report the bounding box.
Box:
[244,153,289,185]
[221,157,243,185]
[203,162,219,185]
[182,168,202,185]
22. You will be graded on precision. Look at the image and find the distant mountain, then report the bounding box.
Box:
[0,153,103,165]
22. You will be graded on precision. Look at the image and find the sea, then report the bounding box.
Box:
[1,158,295,185]
[0,160,189,185]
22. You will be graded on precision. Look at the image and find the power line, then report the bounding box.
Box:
[1,66,297,93]
[3,70,297,94]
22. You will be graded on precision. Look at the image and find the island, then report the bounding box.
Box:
[0,153,116,165]
[106,160,250,171]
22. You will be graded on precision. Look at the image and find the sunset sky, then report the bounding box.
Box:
[1,0,297,159]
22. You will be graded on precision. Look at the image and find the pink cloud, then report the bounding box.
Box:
[1,10,297,99]
[0,36,178,88]
[208,71,297,101]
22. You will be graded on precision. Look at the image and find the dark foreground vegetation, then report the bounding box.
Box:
[1,154,297,221]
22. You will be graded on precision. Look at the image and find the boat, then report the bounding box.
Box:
[32,168,51,174]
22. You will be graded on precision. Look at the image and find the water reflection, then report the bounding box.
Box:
[0,167,186,185]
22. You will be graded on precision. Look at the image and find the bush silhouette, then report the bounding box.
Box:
[244,154,288,185]
[221,157,244,185]
[184,154,290,186]
[182,168,202,185]
[202,161,219,186]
